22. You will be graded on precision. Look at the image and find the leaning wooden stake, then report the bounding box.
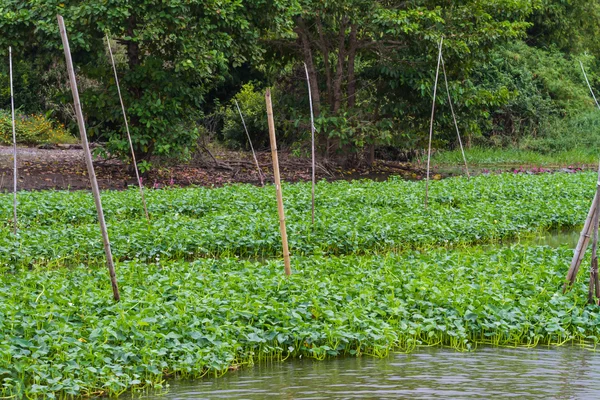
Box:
[58,15,120,301]
[235,99,264,186]
[589,162,600,304]
[441,55,470,179]
[303,62,316,224]
[425,37,444,209]
[105,34,149,223]
[9,47,17,235]
[564,192,598,292]
[265,88,291,276]
[580,61,600,110]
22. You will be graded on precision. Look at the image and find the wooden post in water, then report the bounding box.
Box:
[265,89,291,276]
[564,193,597,292]
[235,99,264,186]
[425,37,443,209]
[589,162,600,304]
[105,34,150,223]
[9,47,17,235]
[303,62,316,225]
[58,15,120,301]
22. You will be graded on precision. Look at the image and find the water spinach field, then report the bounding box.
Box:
[1,172,599,398]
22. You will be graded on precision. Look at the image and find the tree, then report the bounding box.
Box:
[0,0,269,163]
[264,0,534,159]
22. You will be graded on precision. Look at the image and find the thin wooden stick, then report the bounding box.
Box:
[234,99,264,186]
[564,192,597,292]
[105,34,149,223]
[580,61,600,110]
[265,88,291,276]
[425,37,443,209]
[303,62,316,224]
[9,47,17,235]
[589,162,600,304]
[441,55,470,179]
[58,15,120,301]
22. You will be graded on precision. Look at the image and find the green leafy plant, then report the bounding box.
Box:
[0,110,76,145]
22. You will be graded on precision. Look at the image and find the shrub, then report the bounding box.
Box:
[221,83,272,150]
[0,110,76,146]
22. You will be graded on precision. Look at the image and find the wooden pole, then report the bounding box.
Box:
[441,55,470,179]
[425,37,443,209]
[265,88,291,276]
[580,61,600,110]
[9,47,17,235]
[58,15,120,301]
[105,34,149,223]
[564,193,597,292]
[303,62,316,224]
[589,162,600,304]
[234,99,264,186]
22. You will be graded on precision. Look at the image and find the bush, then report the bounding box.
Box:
[520,111,600,154]
[221,83,272,150]
[0,110,76,146]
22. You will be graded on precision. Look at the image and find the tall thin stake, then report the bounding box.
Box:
[564,192,597,292]
[303,62,316,224]
[58,15,120,301]
[105,34,149,223]
[234,99,264,186]
[441,55,469,179]
[9,47,17,235]
[589,162,600,304]
[580,61,600,110]
[265,88,291,276]
[424,37,444,209]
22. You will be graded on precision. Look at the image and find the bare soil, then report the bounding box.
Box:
[0,145,422,191]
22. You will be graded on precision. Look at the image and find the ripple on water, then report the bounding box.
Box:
[127,346,600,399]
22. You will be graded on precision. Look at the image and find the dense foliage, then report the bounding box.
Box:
[1,0,598,164]
[1,172,599,398]
[0,246,597,398]
[0,171,596,268]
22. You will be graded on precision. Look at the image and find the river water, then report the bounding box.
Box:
[134,346,600,399]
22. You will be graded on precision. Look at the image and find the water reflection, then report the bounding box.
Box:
[131,346,600,399]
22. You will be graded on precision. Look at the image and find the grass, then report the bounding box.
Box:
[432,147,598,167]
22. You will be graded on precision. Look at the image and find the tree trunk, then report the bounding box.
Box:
[295,17,321,117]
[347,23,358,108]
[316,15,334,107]
[332,16,348,115]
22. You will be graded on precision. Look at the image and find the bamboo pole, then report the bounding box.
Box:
[105,34,149,223]
[589,162,600,304]
[425,37,443,209]
[580,61,600,110]
[9,47,17,235]
[564,192,597,292]
[58,15,120,301]
[265,88,291,276]
[234,99,264,186]
[303,62,316,224]
[441,55,470,179]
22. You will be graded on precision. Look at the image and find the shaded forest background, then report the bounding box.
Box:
[1,0,600,168]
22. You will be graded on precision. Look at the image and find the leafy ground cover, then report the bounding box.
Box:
[0,246,595,398]
[0,172,596,268]
[1,172,598,398]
